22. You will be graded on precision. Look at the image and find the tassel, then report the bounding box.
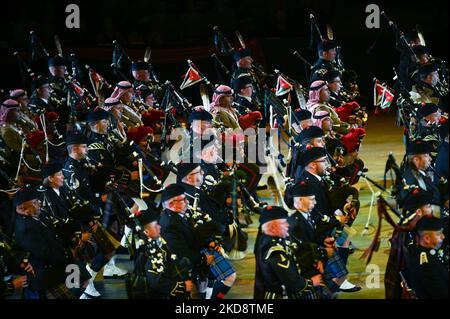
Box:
[360,197,385,264]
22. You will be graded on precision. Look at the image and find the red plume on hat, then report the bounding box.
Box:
[142,109,165,127]
[340,128,366,153]
[334,101,360,122]
[127,126,153,144]
[34,112,59,129]
[26,130,45,149]
[238,111,263,130]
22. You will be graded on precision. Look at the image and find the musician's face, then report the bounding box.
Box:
[96,119,110,134]
[310,137,325,148]
[16,199,41,218]
[421,230,445,249]
[319,87,330,103]
[74,144,88,160]
[6,109,19,123]
[132,70,150,82]
[121,91,134,103]
[201,145,219,164]
[167,195,187,213]
[311,156,330,176]
[272,219,289,239]
[144,221,161,240]
[328,77,342,93]
[111,105,123,119]
[300,119,313,130]
[185,167,204,187]
[418,54,430,65]
[409,39,421,47]
[139,137,150,150]
[238,56,253,69]
[144,95,155,107]
[219,95,233,108]
[192,120,213,135]
[17,96,29,107]
[413,153,431,171]
[425,71,439,87]
[323,49,337,61]
[48,171,65,189]
[240,84,253,97]
[38,85,51,100]
[294,195,316,213]
[49,65,66,78]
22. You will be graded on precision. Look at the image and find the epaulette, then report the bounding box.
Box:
[88,142,106,151]
[265,242,287,261]
[170,281,186,296]
[237,72,252,79]
[422,135,439,142]
[316,69,328,76]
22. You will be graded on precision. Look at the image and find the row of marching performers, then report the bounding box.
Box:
[0,105,266,299]
[0,41,370,299]
[382,26,449,299]
[383,98,449,299]
[0,106,368,300]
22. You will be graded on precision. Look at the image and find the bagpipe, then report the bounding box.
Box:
[160,80,192,149]
[38,185,87,252]
[0,229,32,276]
[274,69,309,111]
[430,57,449,98]
[381,11,420,62]
[213,26,272,99]
[184,192,224,248]
[126,212,193,299]
[392,68,421,140]
[129,140,165,196]
[62,168,122,257]
[201,163,250,254]
[357,153,429,264]
[111,40,133,82]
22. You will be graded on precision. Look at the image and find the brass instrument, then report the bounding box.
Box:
[120,103,143,128]
[17,113,38,135]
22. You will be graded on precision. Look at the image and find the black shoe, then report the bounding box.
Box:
[339,286,362,293]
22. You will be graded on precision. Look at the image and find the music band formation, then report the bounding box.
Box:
[0,14,448,299]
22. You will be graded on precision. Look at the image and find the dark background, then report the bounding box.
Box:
[1,0,448,107]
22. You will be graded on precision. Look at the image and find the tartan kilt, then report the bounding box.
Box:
[325,249,348,280]
[385,231,408,299]
[45,283,77,299]
[76,240,97,263]
[202,249,235,281]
